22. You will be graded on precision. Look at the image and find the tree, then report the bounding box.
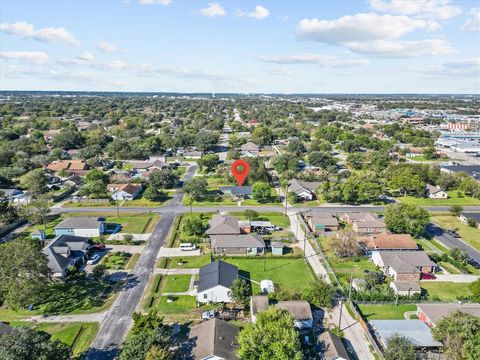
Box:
[20,169,48,196]
[145,346,172,360]
[0,191,18,227]
[384,334,416,360]
[308,151,336,169]
[85,169,109,184]
[252,182,272,203]
[271,154,298,174]
[450,248,468,262]
[332,230,360,258]
[243,209,259,221]
[131,311,166,336]
[21,194,51,230]
[92,264,107,281]
[237,307,303,360]
[286,137,304,155]
[195,130,219,153]
[384,203,430,237]
[198,154,219,172]
[364,271,386,288]
[449,205,463,217]
[181,216,204,237]
[183,177,208,201]
[302,281,335,308]
[119,327,174,360]
[0,327,70,360]
[470,278,480,302]
[467,218,477,228]
[79,179,109,199]
[0,238,51,309]
[149,170,178,190]
[251,126,273,146]
[50,128,85,150]
[231,278,251,306]
[143,186,165,202]
[432,311,480,360]
[387,167,425,196]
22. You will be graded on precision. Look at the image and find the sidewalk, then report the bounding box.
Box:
[154,268,199,275]
[24,312,106,323]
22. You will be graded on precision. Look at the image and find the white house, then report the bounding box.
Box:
[0,188,31,204]
[425,184,448,199]
[107,183,142,201]
[195,260,238,303]
[54,217,105,237]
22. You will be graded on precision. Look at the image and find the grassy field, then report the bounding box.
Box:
[166,255,212,269]
[420,282,472,301]
[431,214,480,251]
[101,251,132,270]
[66,212,160,233]
[162,275,192,293]
[223,258,315,294]
[0,279,116,321]
[396,191,480,206]
[121,196,170,207]
[228,211,290,229]
[125,253,140,270]
[156,296,197,315]
[8,321,98,358]
[357,304,417,320]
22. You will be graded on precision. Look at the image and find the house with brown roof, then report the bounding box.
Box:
[340,212,378,224]
[107,183,142,201]
[318,331,350,360]
[357,233,418,254]
[46,160,90,176]
[303,212,339,235]
[417,303,480,328]
[240,142,260,157]
[372,250,436,281]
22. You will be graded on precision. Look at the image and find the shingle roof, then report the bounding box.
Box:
[42,234,90,274]
[55,217,102,230]
[287,179,321,194]
[189,318,239,360]
[370,320,442,348]
[250,295,270,315]
[318,331,350,360]
[211,234,265,249]
[417,303,480,326]
[341,212,378,223]
[392,281,421,292]
[206,215,241,235]
[241,142,259,152]
[219,186,252,196]
[426,184,445,195]
[275,301,313,321]
[197,260,238,292]
[377,250,436,273]
[358,234,417,250]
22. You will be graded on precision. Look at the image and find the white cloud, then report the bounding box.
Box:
[461,8,480,32]
[269,67,293,76]
[139,0,172,5]
[0,21,80,46]
[294,13,454,57]
[237,5,270,20]
[0,51,50,64]
[96,41,119,53]
[406,58,480,77]
[77,51,95,62]
[370,0,462,20]
[258,53,370,67]
[199,3,226,17]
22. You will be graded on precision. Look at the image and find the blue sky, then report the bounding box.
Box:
[0,0,479,93]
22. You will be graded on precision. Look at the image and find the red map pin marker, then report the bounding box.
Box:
[231,159,249,186]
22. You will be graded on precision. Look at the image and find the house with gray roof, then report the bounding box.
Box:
[370,320,442,349]
[372,250,436,281]
[318,331,350,360]
[219,186,253,200]
[210,234,265,255]
[55,217,105,237]
[425,184,448,199]
[287,179,321,201]
[42,234,90,278]
[0,188,30,204]
[196,260,238,303]
[188,318,239,360]
[205,215,241,236]
[240,142,260,157]
[417,303,480,328]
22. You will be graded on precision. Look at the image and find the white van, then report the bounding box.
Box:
[179,243,197,251]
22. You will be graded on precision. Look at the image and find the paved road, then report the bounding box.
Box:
[85,163,198,360]
[426,223,480,263]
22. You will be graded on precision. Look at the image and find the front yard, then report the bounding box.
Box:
[431,214,480,251]
[420,281,473,301]
[101,251,132,270]
[357,304,417,320]
[396,191,480,206]
[165,255,212,269]
[67,212,160,234]
[162,275,192,293]
[228,211,290,229]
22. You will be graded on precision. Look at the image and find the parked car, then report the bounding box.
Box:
[421,273,436,280]
[87,254,100,265]
[180,243,197,251]
[90,243,106,251]
[446,229,460,238]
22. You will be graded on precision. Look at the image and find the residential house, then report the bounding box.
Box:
[46,160,90,176]
[440,165,480,180]
[43,129,62,142]
[371,250,436,281]
[210,234,265,255]
[459,212,480,228]
[183,150,203,159]
[250,296,313,329]
[357,233,418,254]
[352,220,386,235]
[42,234,90,278]
[128,160,169,174]
[107,183,142,201]
[370,320,441,350]
[287,179,321,201]
[205,215,242,236]
[31,229,46,241]
[318,331,350,360]
[240,142,260,157]
[188,318,239,360]
[417,303,480,328]
[0,188,31,203]
[390,281,421,297]
[195,260,238,303]
[303,212,339,235]
[271,242,284,255]
[425,184,448,199]
[219,186,253,200]
[340,212,378,224]
[55,217,105,237]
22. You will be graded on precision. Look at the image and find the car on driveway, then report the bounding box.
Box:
[90,243,106,251]
[421,273,436,280]
[87,254,100,265]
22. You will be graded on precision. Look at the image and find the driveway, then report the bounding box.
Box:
[107,233,150,241]
[428,274,480,283]
[105,244,145,254]
[157,247,201,258]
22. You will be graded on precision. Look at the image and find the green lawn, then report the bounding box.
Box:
[358,304,417,320]
[420,282,472,301]
[396,191,480,206]
[155,296,197,315]
[0,279,116,321]
[166,255,212,269]
[121,196,170,207]
[228,211,290,229]
[7,322,98,358]
[431,214,480,251]
[223,258,315,294]
[125,253,140,270]
[65,212,160,233]
[101,251,132,270]
[162,275,192,293]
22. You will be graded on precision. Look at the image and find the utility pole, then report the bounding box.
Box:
[116,200,120,218]
[348,275,353,301]
[338,299,343,330]
[284,185,288,216]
